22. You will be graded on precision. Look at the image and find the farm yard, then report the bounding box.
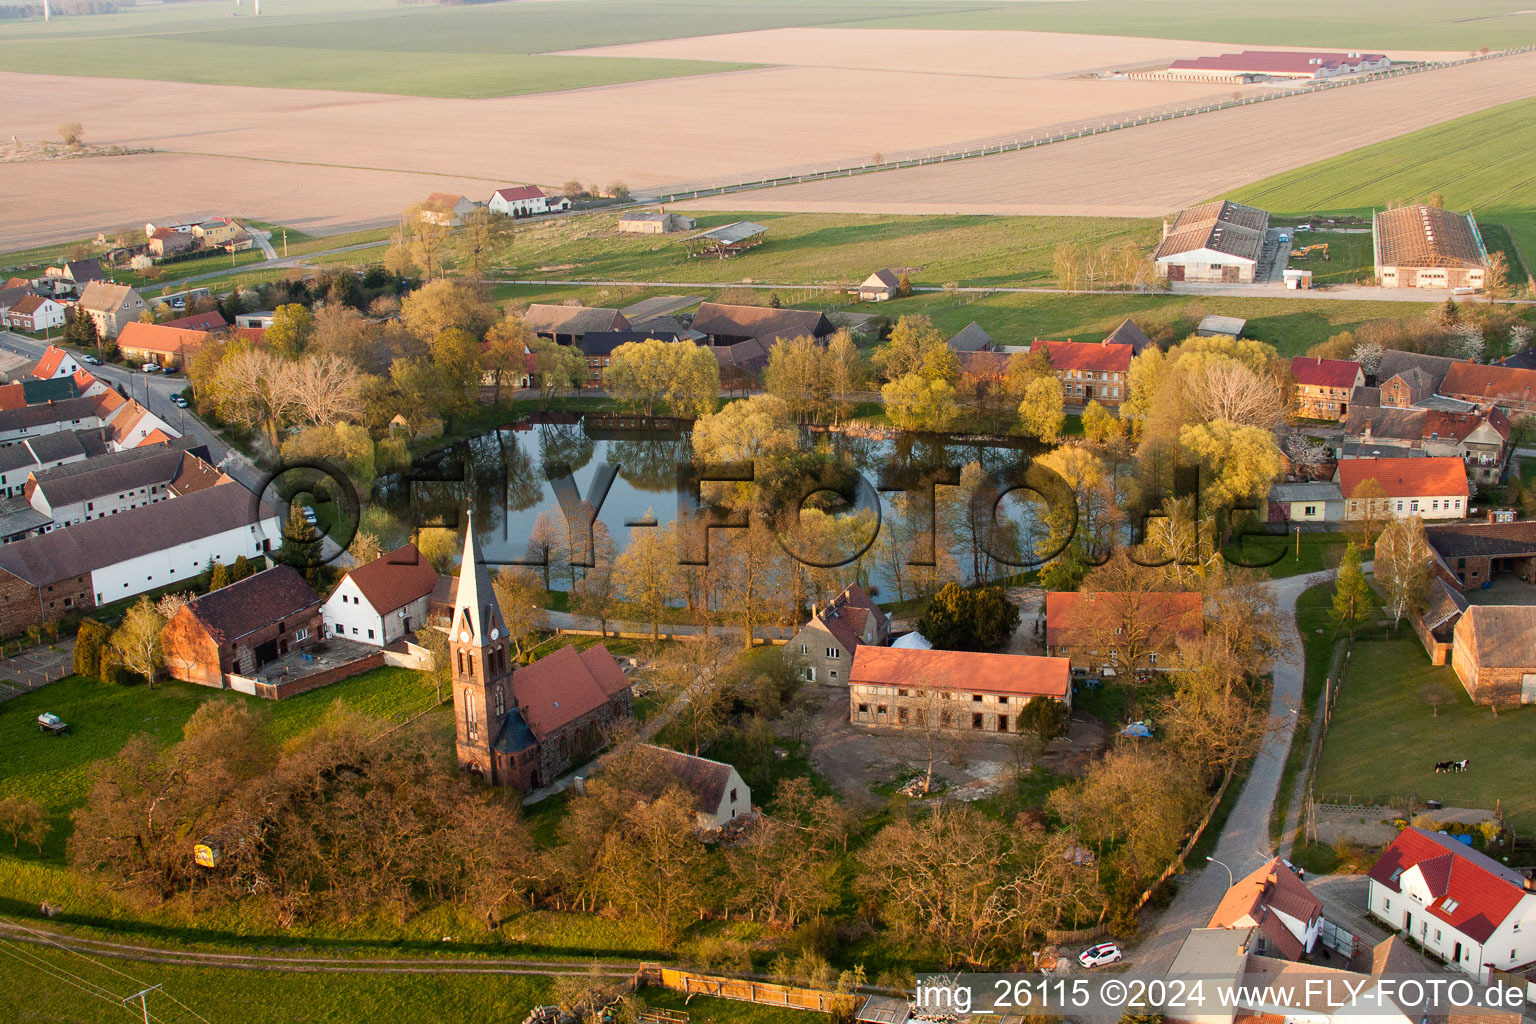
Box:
[676,48,1536,217]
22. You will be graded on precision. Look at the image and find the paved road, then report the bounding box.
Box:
[1133,570,1323,975]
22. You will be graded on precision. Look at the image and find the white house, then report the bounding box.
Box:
[5,296,67,333]
[419,193,479,226]
[634,744,751,830]
[27,346,81,381]
[25,445,210,529]
[488,185,551,217]
[1207,856,1322,960]
[1337,457,1469,521]
[1367,827,1536,982]
[322,542,441,645]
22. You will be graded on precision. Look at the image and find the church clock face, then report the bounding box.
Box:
[490,628,500,640]
[459,630,470,643]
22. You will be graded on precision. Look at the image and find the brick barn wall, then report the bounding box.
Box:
[161,608,224,688]
[256,651,383,700]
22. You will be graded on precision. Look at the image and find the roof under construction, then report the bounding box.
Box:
[1373,205,1486,269]
[1153,200,1269,263]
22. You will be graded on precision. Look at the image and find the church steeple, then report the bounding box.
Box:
[452,510,505,648]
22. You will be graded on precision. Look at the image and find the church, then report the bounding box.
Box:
[451,516,635,793]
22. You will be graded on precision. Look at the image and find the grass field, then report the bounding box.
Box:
[491,210,1158,288]
[0,942,560,1024]
[1314,631,1536,831]
[839,0,1536,51]
[1225,97,1536,272]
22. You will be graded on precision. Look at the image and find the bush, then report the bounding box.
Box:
[74,619,109,678]
[916,583,1021,651]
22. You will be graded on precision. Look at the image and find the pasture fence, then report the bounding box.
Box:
[642,47,1536,205]
[0,666,70,705]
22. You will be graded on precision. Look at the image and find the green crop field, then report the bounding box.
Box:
[837,0,1536,51]
[490,210,1159,289]
[1225,97,1536,273]
[1315,631,1536,831]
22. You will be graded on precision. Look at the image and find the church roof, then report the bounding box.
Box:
[452,513,504,645]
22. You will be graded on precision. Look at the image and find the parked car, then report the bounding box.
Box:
[83,355,102,365]
[141,362,160,373]
[301,505,319,526]
[1278,233,1290,244]
[1078,942,1123,968]
[169,394,189,408]
[1281,858,1305,880]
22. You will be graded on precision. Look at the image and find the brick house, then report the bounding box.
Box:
[1408,576,1466,665]
[1449,605,1536,706]
[847,646,1070,735]
[1344,406,1510,485]
[451,518,632,794]
[1336,457,1468,521]
[76,281,146,339]
[1290,356,1364,421]
[1030,338,1134,407]
[788,583,890,686]
[115,321,210,369]
[161,565,322,688]
[4,295,67,333]
[1044,591,1203,674]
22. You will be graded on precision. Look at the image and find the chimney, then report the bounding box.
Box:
[1162,218,1171,239]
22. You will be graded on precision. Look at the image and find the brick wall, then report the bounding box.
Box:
[255,651,384,700]
[0,569,92,637]
[536,688,633,782]
[161,608,223,687]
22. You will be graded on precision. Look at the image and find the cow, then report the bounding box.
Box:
[1434,761,1454,773]
[1454,758,1469,772]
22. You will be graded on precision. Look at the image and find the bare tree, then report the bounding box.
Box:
[211,347,301,445]
[1376,516,1433,627]
[290,352,365,427]
[1185,357,1285,428]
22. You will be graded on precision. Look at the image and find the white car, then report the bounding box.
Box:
[1078,942,1123,968]
[1281,858,1305,880]
[141,362,160,373]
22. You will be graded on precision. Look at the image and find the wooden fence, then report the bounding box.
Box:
[644,968,845,1013]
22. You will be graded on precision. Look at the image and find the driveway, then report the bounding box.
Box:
[1133,571,1323,974]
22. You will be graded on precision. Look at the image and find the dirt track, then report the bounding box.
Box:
[674,49,1536,217]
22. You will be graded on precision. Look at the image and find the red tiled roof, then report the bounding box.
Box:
[849,645,1070,699]
[30,345,70,380]
[0,383,24,411]
[809,582,885,653]
[1367,828,1528,943]
[234,326,267,344]
[115,321,210,357]
[1337,457,1468,500]
[1424,407,1511,443]
[161,310,227,332]
[492,185,546,202]
[343,543,441,615]
[1208,856,1321,961]
[1032,339,1133,374]
[1044,591,1203,648]
[1441,362,1536,406]
[1290,356,1362,389]
[512,643,631,739]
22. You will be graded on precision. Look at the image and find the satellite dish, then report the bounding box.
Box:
[459,630,470,643]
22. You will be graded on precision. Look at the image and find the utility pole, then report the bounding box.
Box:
[282,229,287,257]
[124,984,162,1024]
[42,0,50,22]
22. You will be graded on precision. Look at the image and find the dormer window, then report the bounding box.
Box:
[1389,867,1404,882]
[1442,898,1460,913]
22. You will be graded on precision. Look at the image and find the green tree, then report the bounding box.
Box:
[109,598,165,688]
[277,504,323,586]
[0,795,50,854]
[603,339,718,418]
[430,326,485,422]
[1331,542,1374,637]
[400,279,497,343]
[874,314,951,382]
[971,586,1022,650]
[208,560,230,591]
[916,583,1019,652]
[1081,400,1124,443]
[526,336,585,404]
[264,303,314,358]
[1016,374,1065,442]
[1018,697,1070,757]
[455,207,513,280]
[882,373,958,431]
[74,619,110,678]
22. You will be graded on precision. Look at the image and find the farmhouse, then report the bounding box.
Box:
[115,321,210,368]
[1044,591,1203,674]
[946,322,994,353]
[1152,201,1269,283]
[161,565,323,690]
[1373,205,1488,291]
[4,295,66,333]
[0,482,280,634]
[617,209,696,234]
[689,302,833,346]
[521,304,631,346]
[76,281,146,339]
[1103,319,1153,353]
[1343,406,1509,484]
[858,269,901,302]
[1439,361,1536,417]
[1290,356,1364,421]
[451,521,633,794]
[847,646,1070,735]
[24,443,213,527]
[683,221,768,259]
[1367,826,1536,981]
[322,542,443,646]
[488,185,556,217]
[789,582,890,685]
[1336,457,1467,521]
[1375,350,1465,405]
[44,259,103,286]
[1422,520,1536,591]
[1207,856,1322,961]
[1030,338,1133,407]
[629,744,751,830]
[419,192,479,226]
[1159,50,1389,83]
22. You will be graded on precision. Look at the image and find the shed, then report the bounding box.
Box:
[858,269,901,302]
[683,222,768,259]
[856,996,911,1024]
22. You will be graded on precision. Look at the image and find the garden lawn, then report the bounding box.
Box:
[1314,631,1536,831]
